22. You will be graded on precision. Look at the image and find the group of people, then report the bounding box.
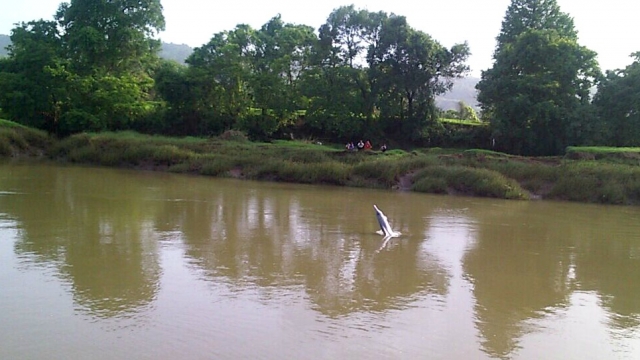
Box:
[345,140,387,152]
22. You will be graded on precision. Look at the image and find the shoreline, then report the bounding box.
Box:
[3,127,640,206]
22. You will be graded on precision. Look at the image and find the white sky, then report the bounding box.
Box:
[1,0,638,77]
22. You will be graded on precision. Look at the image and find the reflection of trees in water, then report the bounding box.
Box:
[170,185,450,316]
[463,204,574,359]
[570,214,640,331]
[463,202,640,359]
[2,165,161,318]
[62,221,159,318]
[6,163,640,352]
[302,238,448,316]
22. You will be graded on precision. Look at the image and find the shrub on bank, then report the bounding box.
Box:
[199,156,237,176]
[0,128,28,156]
[352,159,400,187]
[248,160,349,185]
[218,130,249,142]
[121,144,194,165]
[565,146,640,165]
[412,176,449,194]
[412,166,529,200]
[0,120,51,156]
[549,161,640,204]
[282,148,331,163]
[11,126,640,206]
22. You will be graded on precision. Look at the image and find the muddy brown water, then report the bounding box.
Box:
[1,162,639,359]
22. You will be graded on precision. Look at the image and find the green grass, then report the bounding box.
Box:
[7,124,640,206]
[412,166,529,200]
[440,118,486,126]
[48,130,640,204]
[0,119,27,128]
[565,146,640,166]
[567,146,640,154]
[0,119,52,156]
[547,161,640,204]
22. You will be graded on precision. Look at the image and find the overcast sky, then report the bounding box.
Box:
[1,0,638,77]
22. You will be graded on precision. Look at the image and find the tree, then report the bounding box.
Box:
[247,16,317,139]
[457,101,479,121]
[55,0,165,134]
[180,16,318,139]
[299,64,367,139]
[318,5,374,68]
[0,1,166,135]
[476,0,600,155]
[371,15,470,142]
[184,25,256,135]
[0,20,67,133]
[308,6,469,143]
[55,0,165,76]
[593,52,640,146]
[496,0,577,47]
[311,6,387,138]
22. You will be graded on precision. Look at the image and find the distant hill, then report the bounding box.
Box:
[0,34,10,57]
[0,35,193,63]
[159,42,193,64]
[436,77,480,111]
[0,35,478,108]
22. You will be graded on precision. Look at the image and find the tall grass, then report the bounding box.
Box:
[412,166,529,199]
[0,119,52,156]
[440,118,485,126]
[200,158,235,176]
[249,160,349,185]
[566,146,640,165]
[50,130,640,204]
[548,161,640,204]
[10,126,640,205]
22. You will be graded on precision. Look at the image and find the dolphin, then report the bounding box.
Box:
[373,205,400,237]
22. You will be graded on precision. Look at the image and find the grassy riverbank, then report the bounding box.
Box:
[4,119,640,205]
[0,119,52,157]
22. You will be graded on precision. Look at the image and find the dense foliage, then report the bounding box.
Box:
[593,52,640,146]
[0,0,165,136]
[45,129,640,206]
[157,7,471,144]
[0,2,470,145]
[0,1,639,155]
[477,0,601,156]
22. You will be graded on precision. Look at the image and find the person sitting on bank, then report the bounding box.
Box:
[357,140,365,150]
[364,140,372,150]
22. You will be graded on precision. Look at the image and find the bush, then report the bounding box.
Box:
[547,161,640,204]
[200,157,236,176]
[283,149,330,163]
[412,176,448,194]
[250,160,349,185]
[0,123,52,157]
[412,166,529,199]
[0,128,28,151]
[218,130,249,142]
[33,129,640,206]
[352,159,400,187]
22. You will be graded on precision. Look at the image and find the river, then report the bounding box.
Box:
[1,162,639,359]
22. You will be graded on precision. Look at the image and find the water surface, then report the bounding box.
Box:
[1,162,639,359]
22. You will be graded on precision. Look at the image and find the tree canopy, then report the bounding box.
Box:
[158,6,470,143]
[1,1,639,154]
[476,0,600,155]
[593,52,640,146]
[0,0,165,135]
